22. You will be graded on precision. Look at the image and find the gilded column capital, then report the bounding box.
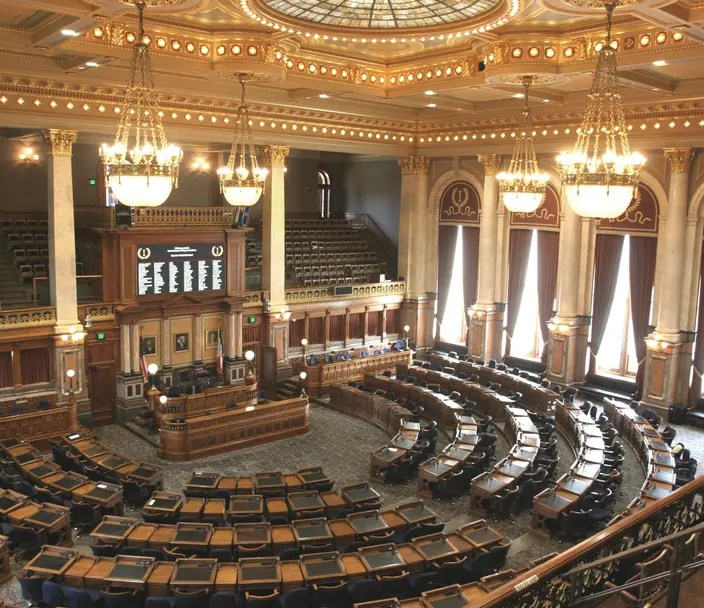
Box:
[42,129,77,156]
[398,156,429,175]
[264,145,290,168]
[478,154,502,175]
[664,148,695,173]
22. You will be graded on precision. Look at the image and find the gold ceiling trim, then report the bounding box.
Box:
[240,0,521,42]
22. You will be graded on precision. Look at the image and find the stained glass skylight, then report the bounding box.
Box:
[259,0,502,29]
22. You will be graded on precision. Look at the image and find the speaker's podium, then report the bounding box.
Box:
[149,375,310,461]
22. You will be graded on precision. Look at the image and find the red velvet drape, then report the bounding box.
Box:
[689,245,704,406]
[629,236,657,396]
[590,234,625,372]
[504,230,533,357]
[537,231,560,364]
[437,225,459,325]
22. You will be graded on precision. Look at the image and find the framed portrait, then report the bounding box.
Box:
[142,335,157,356]
[174,332,189,352]
[206,329,220,350]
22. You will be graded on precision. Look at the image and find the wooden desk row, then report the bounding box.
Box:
[92,502,438,552]
[0,400,78,450]
[470,406,541,512]
[603,399,676,511]
[0,438,126,514]
[417,412,482,498]
[142,488,351,522]
[425,353,559,414]
[376,367,514,425]
[370,420,424,481]
[328,383,412,435]
[0,488,72,544]
[532,402,606,535]
[27,522,505,595]
[175,468,336,498]
[59,432,164,489]
[302,350,412,397]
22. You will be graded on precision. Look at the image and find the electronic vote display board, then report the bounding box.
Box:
[137,243,225,295]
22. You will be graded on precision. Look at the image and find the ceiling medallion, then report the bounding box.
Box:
[500,74,556,85]
[216,71,271,82]
[561,0,642,7]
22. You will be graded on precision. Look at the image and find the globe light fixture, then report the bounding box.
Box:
[217,75,268,207]
[497,76,548,213]
[557,1,645,218]
[100,1,182,207]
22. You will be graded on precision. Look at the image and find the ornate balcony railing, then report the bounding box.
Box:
[243,281,406,308]
[474,475,704,608]
[0,307,56,329]
[130,207,235,228]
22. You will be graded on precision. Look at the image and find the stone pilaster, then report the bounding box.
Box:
[644,148,696,411]
[43,129,80,334]
[398,156,432,348]
[262,145,289,309]
[468,154,503,361]
[161,318,171,368]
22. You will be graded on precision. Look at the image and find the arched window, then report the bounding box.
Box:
[318,170,331,218]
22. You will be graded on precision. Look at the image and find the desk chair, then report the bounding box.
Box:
[490,486,519,523]
[660,425,677,446]
[411,571,442,595]
[279,547,300,561]
[349,579,379,604]
[146,598,176,608]
[174,588,210,608]
[68,588,103,608]
[42,579,67,607]
[300,542,334,555]
[104,587,139,608]
[236,543,270,558]
[433,555,467,585]
[11,524,47,555]
[281,588,309,608]
[245,590,282,608]
[312,582,349,608]
[376,571,411,599]
[363,529,394,546]
[211,593,239,608]
[19,573,44,605]
[90,539,122,557]
[164,546,188,561]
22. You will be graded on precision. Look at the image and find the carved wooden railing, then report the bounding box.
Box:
[243,281,406,308]
[154,383,258,421]
[130,207,235,228]
[473,475,704,607]
[74,207,115,229]
[0,306,56,329]
[79,302,116,323]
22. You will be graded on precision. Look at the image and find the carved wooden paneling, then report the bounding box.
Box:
[242,325,261,345]
[439,181,481,225]
[510,185,560,230]
[598,185,659,234]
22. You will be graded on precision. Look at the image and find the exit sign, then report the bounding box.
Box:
[97,332,106,340]
[248,317,257,323]
[89,178,97,186]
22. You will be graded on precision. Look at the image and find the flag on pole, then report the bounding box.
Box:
[139,338,149,383]
[217,328,224,375]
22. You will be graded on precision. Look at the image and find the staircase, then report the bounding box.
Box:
[0,240,34,309]
[277,377,302,400]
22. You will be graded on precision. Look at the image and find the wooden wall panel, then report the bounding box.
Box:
[309,317,324,345]
[349,313,364,339]
[329,315,345,342]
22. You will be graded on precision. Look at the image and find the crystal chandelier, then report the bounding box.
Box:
[497,76,548,213]
[99,1,182,207]
[217,75,268,207]
[556,1,645,219]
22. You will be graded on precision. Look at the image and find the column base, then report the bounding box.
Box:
[467,304,504,362]
[642,332,694,412]
[545,316,590,386]
[402,297,435,349]
[116,375,146,424]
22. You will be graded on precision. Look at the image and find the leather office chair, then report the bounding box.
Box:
[349,579,379,604]
[376,571,412,599]
[173,588,209,608]
[41,580,66,608]
[313,582,349,608]
[245,590,282,608]
[67,588,103,608]
[236,543,270,558]
[281,588,309,608]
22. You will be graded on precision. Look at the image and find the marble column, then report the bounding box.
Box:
[194,315,203,364]
[43,130,81,335]
[398,156,434,348]
[644,148,695,410]
[467,154,503,361]
[235,312,243,358]
[545,200,590,385]
[262,146,289,310]
[161,318,171,368]
[226,312,236,359]
[120,324,131,375]
[130,322,140,375]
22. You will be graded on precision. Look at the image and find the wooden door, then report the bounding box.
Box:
[85,334,119,425]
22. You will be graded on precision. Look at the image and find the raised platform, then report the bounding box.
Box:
[157,396,311,460]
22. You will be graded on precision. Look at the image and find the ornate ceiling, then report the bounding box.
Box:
[0,0,703,155]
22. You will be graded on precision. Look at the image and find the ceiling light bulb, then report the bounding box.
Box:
[427,103,437,108]
[85,61,99,67]
[319,94,329,98]
[652,60,667,67]
[61,29,78,37]
[425,90,435,95]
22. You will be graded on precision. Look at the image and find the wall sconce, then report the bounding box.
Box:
[19,147,39,163]
[547,322,569,335]
[646,338,669,351]
[274,307,292,321]
[191,156,211,172]
[468,308,484,320]
[60,326,85,344]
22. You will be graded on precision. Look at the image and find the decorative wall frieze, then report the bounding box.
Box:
[0,307,56,329]
[41,129,77,156]
[664,147,695,173]
[264,145,290,167]
[478,154,502,175]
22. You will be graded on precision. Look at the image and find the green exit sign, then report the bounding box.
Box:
[97,332,106,340]
[89,178,97,186]
[248,317,257,323]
